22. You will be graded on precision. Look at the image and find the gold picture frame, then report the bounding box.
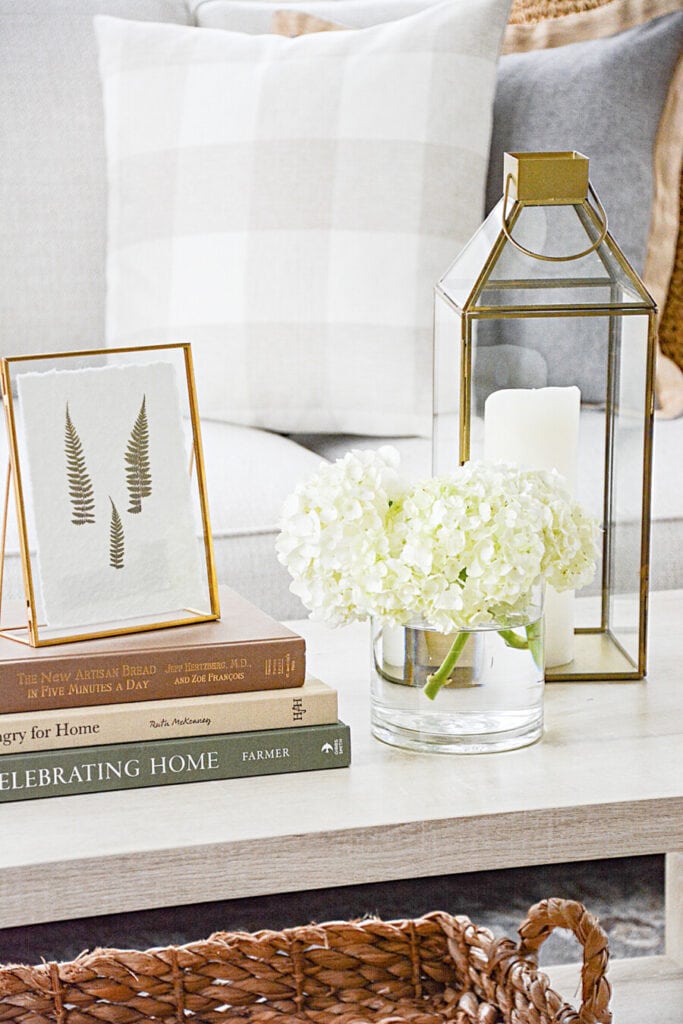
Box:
[0,343,219,646]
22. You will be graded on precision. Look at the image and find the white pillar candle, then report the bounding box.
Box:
[483,386,580,668]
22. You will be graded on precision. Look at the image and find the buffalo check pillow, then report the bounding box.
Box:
[95,0,511,436]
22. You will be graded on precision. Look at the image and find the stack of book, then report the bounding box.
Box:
[0,587,350,802]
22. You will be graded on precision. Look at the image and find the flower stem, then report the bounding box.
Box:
[423,631,469,700]
[525,621,544,669]
[498,628,528,649]
[501,625,544,669]
[423,620,543,701]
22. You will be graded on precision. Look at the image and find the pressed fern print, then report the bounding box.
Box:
[64,403,95,525]
[125,395,152,514]
[109,498,125,569]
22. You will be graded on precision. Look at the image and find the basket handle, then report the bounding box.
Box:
[517,898,612,1024]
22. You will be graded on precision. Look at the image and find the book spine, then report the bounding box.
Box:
[0,680,337,753]
[0,722,351,801]
[0,636,305,714]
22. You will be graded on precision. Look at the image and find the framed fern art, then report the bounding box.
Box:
[0,344,219,646]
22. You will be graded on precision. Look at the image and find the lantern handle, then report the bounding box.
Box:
[501,173,609,262]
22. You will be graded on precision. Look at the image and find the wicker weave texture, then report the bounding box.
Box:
[0,900,611,1024]
[509,0,615,22]
[660,169,683,371]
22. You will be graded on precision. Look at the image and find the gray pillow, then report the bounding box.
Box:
[483,12,683,402]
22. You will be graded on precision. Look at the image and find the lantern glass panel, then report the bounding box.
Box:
[438,203,505,309]
[439,199,651,313]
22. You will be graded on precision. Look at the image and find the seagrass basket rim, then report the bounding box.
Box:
[0,900,612,1024]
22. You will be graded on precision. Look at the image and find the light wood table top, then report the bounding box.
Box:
[1,590,682,1020]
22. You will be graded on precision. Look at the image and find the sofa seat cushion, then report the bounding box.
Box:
[201,421,325,536]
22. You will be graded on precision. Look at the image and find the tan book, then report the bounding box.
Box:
[0,586,304,714]
[0,677,336,754]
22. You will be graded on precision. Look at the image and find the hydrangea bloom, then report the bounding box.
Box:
[276,448,599,636]
[275,447,404,627]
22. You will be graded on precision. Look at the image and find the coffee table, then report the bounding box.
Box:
[1,590,681,1021]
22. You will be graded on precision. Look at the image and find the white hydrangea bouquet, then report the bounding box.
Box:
[276,448,599,699]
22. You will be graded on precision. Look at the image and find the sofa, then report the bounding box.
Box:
[1,0,682,625]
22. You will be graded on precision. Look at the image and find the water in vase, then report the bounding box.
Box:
[371,614,544,754]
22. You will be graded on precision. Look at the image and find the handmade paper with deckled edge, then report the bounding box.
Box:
[16,362,207,629]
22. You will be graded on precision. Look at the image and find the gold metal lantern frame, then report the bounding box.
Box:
[433,152,657,681]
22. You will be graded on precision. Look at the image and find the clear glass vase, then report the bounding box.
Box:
[370,592,544,754]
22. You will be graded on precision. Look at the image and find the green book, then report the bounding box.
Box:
[0,721,351,802]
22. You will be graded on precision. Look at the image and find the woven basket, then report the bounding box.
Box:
[0,898,611,1024]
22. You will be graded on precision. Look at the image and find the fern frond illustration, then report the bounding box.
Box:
[64,403,95,526]
[125,395,152,514]
[109,498,125,569]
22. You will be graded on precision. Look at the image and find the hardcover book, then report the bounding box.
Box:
[0,721,351,801]
[0,586,304,714]
[0,677,337,753]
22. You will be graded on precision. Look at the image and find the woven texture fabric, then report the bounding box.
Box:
[657,80,683,374]
[97,0,511,437]
[510,0,625,20]
[0,903,612,1024]
[508,0,681,27]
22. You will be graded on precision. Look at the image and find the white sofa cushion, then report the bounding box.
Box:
[96,0,512,437]
[201,421,326,536]
[201,421,328,616]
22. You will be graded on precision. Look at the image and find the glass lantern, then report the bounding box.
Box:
[433,151,656,680]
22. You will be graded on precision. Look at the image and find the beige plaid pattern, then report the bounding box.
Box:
[96,0,510,436]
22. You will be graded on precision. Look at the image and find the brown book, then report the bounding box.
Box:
[0,587,304,714]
